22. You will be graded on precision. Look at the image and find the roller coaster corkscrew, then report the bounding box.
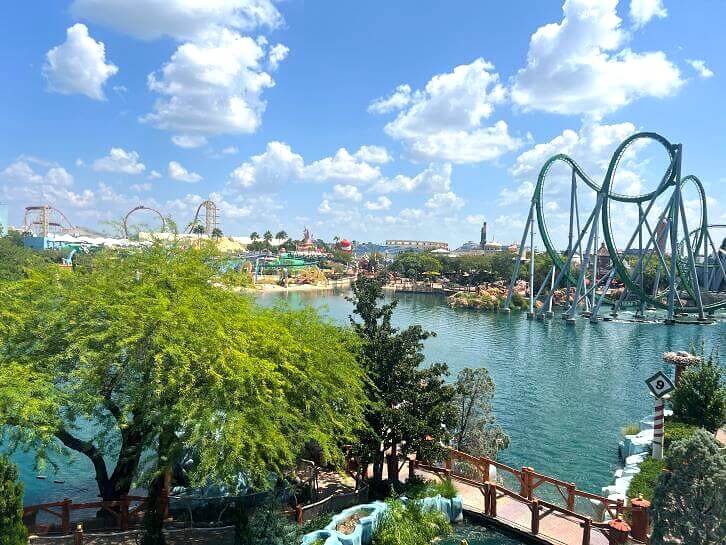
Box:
[503,132,726,324]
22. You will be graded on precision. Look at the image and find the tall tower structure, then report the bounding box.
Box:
[480,221,487,249]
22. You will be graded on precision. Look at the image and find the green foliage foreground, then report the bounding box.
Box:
[371,499,451,545]
[651,430,725,545]
[0,244,367,507]
[669,349,725,432]
[0,455,27,545]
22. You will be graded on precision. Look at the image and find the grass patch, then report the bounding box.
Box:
[399,476,458,500]
[627,457,666,501]
[620,422,640,436]
[372,499,451,545]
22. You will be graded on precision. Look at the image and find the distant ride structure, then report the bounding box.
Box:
[186,200,219,236]
[122,205,166,238]
[23,205,75,237]
[504,132,726,324]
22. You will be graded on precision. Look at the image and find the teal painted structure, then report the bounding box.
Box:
[300,495,463,545]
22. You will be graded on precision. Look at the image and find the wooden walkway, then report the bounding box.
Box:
[386,449,645,545]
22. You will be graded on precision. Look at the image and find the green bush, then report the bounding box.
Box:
[664,421,702,448]
[627,457,666,501]
[669,350,725,432]
[300,512,333,533]
[0,455,27,545]
[372,499,451,545]
[427,478,458,500]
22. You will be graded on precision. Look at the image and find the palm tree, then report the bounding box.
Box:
[192,224,205,239]
[275,230,287,241]
[263,230,273,243]
[211,227,223,239]
[250,231,260,241]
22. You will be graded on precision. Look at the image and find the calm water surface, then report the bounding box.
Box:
[9,290,724,514]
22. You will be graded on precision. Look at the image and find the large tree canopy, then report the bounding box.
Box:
[0,244,367,501]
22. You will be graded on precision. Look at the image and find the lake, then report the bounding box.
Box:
[8,289,724,508]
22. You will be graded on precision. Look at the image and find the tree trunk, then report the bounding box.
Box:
[141,474,166,545]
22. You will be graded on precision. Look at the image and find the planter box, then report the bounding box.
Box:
[300,495,463,545]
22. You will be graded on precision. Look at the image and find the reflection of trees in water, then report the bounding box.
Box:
[438,522,521,544]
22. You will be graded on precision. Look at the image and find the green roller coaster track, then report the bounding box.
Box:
[505,131,726,322]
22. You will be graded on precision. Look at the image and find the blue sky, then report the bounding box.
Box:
[1,0,724,246]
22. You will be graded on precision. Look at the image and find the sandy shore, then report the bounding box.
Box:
[241,278,352,293]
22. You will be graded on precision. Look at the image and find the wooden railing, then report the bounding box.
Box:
[23,495,149,535]
[410,449,649,545]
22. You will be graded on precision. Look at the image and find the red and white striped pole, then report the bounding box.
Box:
[652,395,665,460]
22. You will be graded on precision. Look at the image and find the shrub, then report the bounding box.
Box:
[427,478,458,500]
[663,421,702,448]
[301,512,333,534]
[669,349,725,431]
[372,499,451,545]
[627,457,666,501]
[399,475,432,499]
[620,423,640,436]
[651,430,725,545]
[0,455,27,545]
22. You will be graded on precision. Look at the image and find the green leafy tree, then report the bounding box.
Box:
[452,368,509,459]
[275,231,288,241]
[263,230,273,243]
[0,455,27,545]
[348,274,456,488]
[191,223,205,238]
[670,349,725,431]
[250,231,260,241]
[651,430,725,545]
[389,252,441,280]
[163,215,179,235]
[0,236,60,281]
[211,227,223,239]
[0,244,367,515]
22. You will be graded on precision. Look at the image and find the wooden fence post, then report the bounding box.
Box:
[408,458,415,481]
[61,498,71,533]
[520,467,532,499]
[581,517,591,545]
[607,518,631,544]
[567,482,576,511]
[445,456,452,472]
[489,484,497,518]
[629,496,651,542]
[73,523,83,545]
[295,504,303,526]
[483,483,490,516]
[120,496,130,530]
[530,499,540,535]
[479,459,490,482]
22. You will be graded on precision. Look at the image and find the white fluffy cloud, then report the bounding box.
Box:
[168,161,202,183]
[141,30,282,139]
[43,24,118,100]
[172,135,208,149]
[365,196,392,211]
[511,0,683,116]
[368,84,412,114]
[92,148,146,174]
[354,145,391,164]
[304,148,381,184]
[425,191,465,212]
[630,0,667,28]
[370,163,452,194]
[71,0,282,41]
[228,142,384,190]
[1,158,98,213]
[267,43,289,71]
[510,122,637,180]
[228,141,304,190]
[330,184,363,202]
[375,59,521,163]
[686,59,714,79]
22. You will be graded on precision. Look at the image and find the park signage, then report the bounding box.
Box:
[645,371,675,399]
